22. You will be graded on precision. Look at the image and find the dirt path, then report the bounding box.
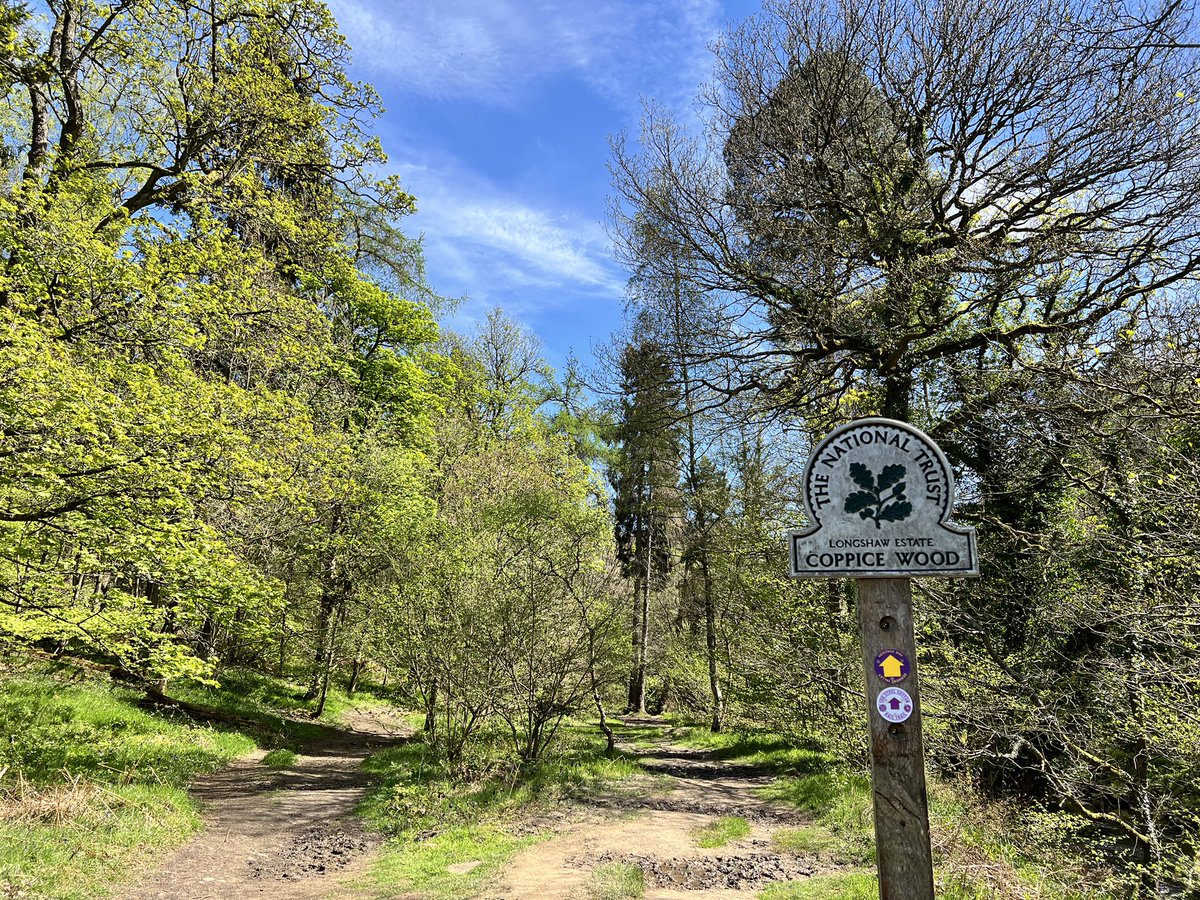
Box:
[491,720,836,899]
[120,708,408,900]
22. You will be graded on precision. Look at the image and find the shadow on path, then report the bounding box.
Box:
[120,709,409,900]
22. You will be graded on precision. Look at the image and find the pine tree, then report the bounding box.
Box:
[607,340,682,713]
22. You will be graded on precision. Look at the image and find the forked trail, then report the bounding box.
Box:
[120,715,851,899]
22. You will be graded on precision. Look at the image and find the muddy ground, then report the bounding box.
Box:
[120,715,847,900]
[119,708,407,900]
[488,733,836,900]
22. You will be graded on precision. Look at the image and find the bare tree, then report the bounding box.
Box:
[610,0,1200,423]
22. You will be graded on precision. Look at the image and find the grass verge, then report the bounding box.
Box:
[670,725,832,776]
[759,872,878,899]
[362,824,539,900]
[756,771,875,867]
[360,720,647,897]
[0,665,259,898]
[168,667,391,743]
[360,722,643,837]
[261,748,298,769]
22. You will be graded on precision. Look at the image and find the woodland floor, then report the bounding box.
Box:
[118,715,855,900]
[118,706,410,900]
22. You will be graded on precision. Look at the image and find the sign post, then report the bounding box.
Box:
[787,419,978,899]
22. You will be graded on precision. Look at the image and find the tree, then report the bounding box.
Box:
[376,367,619,762]
[606,338,683,713]
[610,0,1200,886]
[472,308,554,430]
[920,307,1200,894]
[610,0,1200,424]
[0,0,442,687]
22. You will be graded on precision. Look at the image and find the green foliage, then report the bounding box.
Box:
[671,726,832,775]
[261,748,297,769]
[0,0,446,692]
[0,672,254,787]
[0,784,202,900]
[756,773,875,866]
[758,873,878,900]
[359,723,640,837]
[0,667,259,898]
[378,396,620,762]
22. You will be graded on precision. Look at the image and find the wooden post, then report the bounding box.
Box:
[856,577,934,899]
[789,419,976,898]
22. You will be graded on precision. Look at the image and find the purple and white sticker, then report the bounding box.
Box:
[876,687,914,723]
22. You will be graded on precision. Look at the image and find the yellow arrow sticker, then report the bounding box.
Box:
[873,648,910,684]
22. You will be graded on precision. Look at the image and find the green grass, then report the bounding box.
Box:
[759,767,1114,899]
[168,668,349,744]
[759,872,878,899]
[671,725,831,775]
[756,772,875,866]
[693,815,751,848]
[360,722,641,837]
[926,782,1119,900]
[771,824,872,866]
[0,674,255,787]
[0,783,202,900]
[261,748,298,769]
[657,723,1110,898]
[360,721,645,898]
[363,825,539,899]
[0,667,260,898]
[586,860,646,899]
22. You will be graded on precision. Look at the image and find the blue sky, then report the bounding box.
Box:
[325,0,759,373]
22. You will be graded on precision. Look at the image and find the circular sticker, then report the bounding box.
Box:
[873,649,911,685]
[876,687,914,723]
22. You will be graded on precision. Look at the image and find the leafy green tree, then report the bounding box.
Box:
[376,387,619,762]
[0,0,442,689]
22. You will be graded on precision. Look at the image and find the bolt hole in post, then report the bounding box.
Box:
[879,615,896,631]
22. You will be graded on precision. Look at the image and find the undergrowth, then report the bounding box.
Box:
[673,721,1116,899]
[359,719,647,898]
[360,721,643,838]
[0,660,398,898]
[0,663,259,898]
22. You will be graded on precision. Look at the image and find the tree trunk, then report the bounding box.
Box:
[423,678,438,739]
[702,554,724,732]
[305,590,336,701]
[627,575,647,713]
[347,658,365,695]
[882,372,912,421]
[313,602,341,719]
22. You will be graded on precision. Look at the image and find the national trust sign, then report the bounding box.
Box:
[788,418,979,578]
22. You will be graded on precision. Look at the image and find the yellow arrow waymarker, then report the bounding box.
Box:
[880,654,905,679]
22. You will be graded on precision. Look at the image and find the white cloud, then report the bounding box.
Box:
[326,0,722,108]
[394,157,626,319]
